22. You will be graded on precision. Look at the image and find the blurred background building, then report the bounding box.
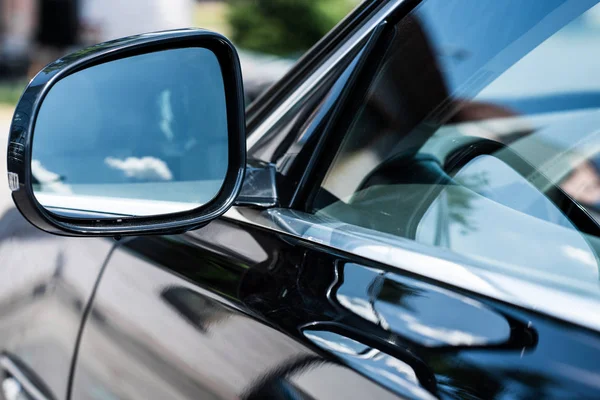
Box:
[0,0,359,106]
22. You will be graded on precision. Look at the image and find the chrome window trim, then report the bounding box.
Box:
[221,207,600,332]
[246,0,407,151]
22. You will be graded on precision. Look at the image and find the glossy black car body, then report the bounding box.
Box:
[3,0,600,399]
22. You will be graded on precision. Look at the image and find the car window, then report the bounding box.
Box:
[310,0,600,288]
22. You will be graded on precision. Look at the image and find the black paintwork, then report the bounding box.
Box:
[71,218,600,399]
[3,203,600,399]
[0,208,112,399]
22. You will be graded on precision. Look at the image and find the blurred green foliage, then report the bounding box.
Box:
[0,82,24,106]
[194,2,231,37]
[227,0,356,56]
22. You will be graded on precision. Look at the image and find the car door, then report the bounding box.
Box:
[0,207,113,400]
[71,0,600,399]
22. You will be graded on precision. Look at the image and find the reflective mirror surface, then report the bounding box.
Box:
[32,47,228,217]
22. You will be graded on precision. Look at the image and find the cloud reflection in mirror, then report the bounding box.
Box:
[31,159,72,194]
[104,156,173,181]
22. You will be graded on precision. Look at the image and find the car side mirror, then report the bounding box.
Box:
[7,29,246,236]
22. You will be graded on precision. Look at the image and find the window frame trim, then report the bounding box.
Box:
[245,0,413,152]
[244,0,397,132]
[220,206,600,333]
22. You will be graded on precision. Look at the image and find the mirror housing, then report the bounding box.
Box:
[7,29,246,236]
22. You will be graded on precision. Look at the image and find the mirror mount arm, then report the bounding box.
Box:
[234,160,279,208]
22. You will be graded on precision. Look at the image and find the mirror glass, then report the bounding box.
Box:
[31,47,228,218]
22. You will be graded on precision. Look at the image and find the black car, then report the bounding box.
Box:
[4,0,600,399]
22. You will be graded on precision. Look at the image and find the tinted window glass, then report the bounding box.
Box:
[311,1,600,288]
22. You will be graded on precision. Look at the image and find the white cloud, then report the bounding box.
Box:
[105,156,173,181]
[31,159,72,194]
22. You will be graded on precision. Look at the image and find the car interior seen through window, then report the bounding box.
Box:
[311,0,600,292]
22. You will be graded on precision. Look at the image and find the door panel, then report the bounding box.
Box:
[71,221,405,400]
[73,216,600,399]
[0,208,113,400]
